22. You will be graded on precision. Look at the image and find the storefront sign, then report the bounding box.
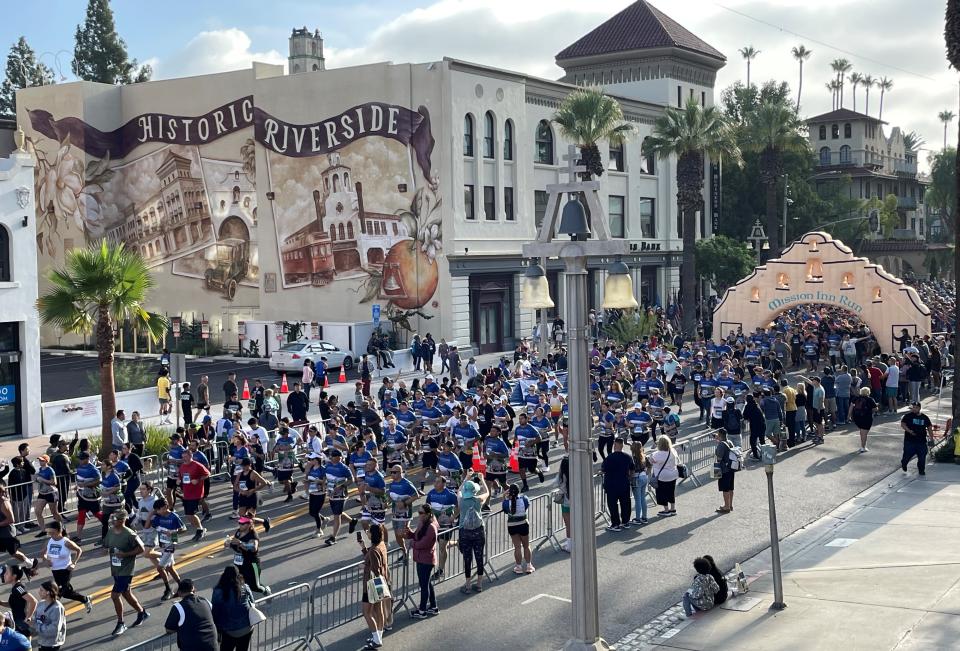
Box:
[29,99,435,177]
[768,290,863,314]
[0,385,15,406]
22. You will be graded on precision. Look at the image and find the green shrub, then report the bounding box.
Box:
[86,360,155,393]
[933,427,958,463]
[143,424,174,458]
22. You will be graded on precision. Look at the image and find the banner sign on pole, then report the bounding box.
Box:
[200,320,210,340]
[372,305,381,327]
[311,322,320,339]
[237,321,246,341]
[171,317,182,338]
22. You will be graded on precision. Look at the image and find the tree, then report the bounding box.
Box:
[791,44,812,111]
[865,193,900,237]
[0,37,54,117]
[943,0,960,425]
[694,236,755,294]
[903,130,925,152]
[720,80,791,126]
[552,86,635,178]
[739,46,760,87]
[72,0,151,85]
[603,309,657,346]
[848,72,863,112]
[830,59,852,108]
[742,98,808,255]
[939,110,956,149]
[876,77,893,122]
[927,147,956,240]
[643,98,742,335]
[37,241,166,453]
[825,79,841,110]
[861,74,875,115]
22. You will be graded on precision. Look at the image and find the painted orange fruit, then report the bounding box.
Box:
[380,240,439,309]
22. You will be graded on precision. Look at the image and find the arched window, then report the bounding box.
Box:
[839,145,851,163]
[819,147,831,165]
[332,174,340,192]
[347,222,355,239]
[329,225,337,241]
[503,119,514,160]
[338,223,345,240]
[818,125,826,140]
[344,172,350,188]
[843,123,852,138]
[232,186,240,203]
[535,120,554,165]
[831,124,839,139]
[463,114,474,157]
[483,111,495,159]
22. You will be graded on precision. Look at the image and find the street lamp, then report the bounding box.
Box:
[748,219,770,260]
[521,145,635,651]
[521,259,554,356]
[761,444,786,610]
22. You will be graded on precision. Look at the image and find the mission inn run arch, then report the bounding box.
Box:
[711,231,932,353]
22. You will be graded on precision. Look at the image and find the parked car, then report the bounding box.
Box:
[268,339,355,373]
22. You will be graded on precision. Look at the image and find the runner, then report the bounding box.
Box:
[437,441,465,490]
[98,459,125,546]
[233,459,271,533]
[483,426,510,495]
[425,476,458,582]
[0,564,36,640]
[359,458,387,535]
[273,426,299,503]
[225,517,271,595]
[163,435,186,508]
[513,414,544,492]
[148,498,186,602]
[41,521,91,613]
[32,456,61,537]
[303,453,328,538]
[73,452,102,546]
[185,441,213,523]
[103,509,149,637]
[323,450,355,546]
[177,449,210,542]
[503,483,534,574]
[387,465,419,562]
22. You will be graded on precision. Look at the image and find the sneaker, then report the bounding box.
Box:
[348,518,359,534]
[325,536,336,546]
[192,529,205,542]
[858,447,866,453]
[656,511,670,517]
[426,606,440,616]
[525,563,536,574]
[84,596,93,614]
[111,622,127,637]
[605,525,620,532]
[229,511,239,519]
[284,495,293,503]
[665,510,677,517]
[262,586,272,596]
[536,470,545,483]
[631,518,644,524]
[315,530,325,539]
[262,517,271,533]
[901,465,908,474]
[431,569,444,582]
[919,470,926,476]
[132,610,150,627]
[621,521,631,529]
[201,512,213,523]
[161,588,173,601]
[29,558,39,576]
[641,518,648,524]
[513,564,524,574]
[543,464,551,472]
[33,531,46,539]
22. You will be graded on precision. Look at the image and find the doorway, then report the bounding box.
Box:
[477,302,502,354]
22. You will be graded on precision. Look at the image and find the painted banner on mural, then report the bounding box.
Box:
[27,98,434,176]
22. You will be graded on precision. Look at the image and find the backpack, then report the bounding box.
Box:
[727,444,744,472]
[461,499,483,530]
[722,409,741,433]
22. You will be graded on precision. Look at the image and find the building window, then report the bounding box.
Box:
[819,125,826,140]
[503,119,514,160]
[839,145,851,163]
[483,111,495,159]
[639,198,655,238]
[534,190,549,231]
[504,187,515,221]
[819,147,831,165]
[463,114,474,157]
[464,185,475,220]
[338,224,345,240]
[483,186,496,220]
[831,124,839,139]
[640,137,656,175]
[347,222,355,238]
[329,225,337,241]
[0,226,9,281]
[535,120,554,164]
[609,195,625,238]
[844,123,852,138]
[701,91,706,106]
[677,85,682,107]
[608,142,624,172]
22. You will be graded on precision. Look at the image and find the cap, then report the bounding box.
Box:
[237,517,253,524]
[37,454,49,462]
[426,375,435,380]
[910,401,922,407]
[633,402,642,409]
[330,449,343,457]
[77,452,90,460]
[307,452,322,460]
[725,397,735,404]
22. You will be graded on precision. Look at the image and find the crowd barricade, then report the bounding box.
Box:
[139,454,161,485]
[678,430,718,487]
[593,471,610,525]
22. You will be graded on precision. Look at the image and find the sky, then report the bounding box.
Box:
[3,0,954,161]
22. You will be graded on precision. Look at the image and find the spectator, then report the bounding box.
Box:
[163,579,217,650]
[720,398,742,449]
[111,410,127,452]
[406,504,439,619]
[714,430,736,513]
[31,580,65,651]
[601,438,634,532]
[126,412,146,457]
[835,366,852,426]
[702,555,730,605]
[629,443,651,525]
[211,566,256,651]
[900,401,931,476]
[503,483,534,574]
[850,387,878,453]
[360,523,391,650]
[743,394,765,461]
[682,557,720,617]
[457,477,489,594]
[650,436,680,517]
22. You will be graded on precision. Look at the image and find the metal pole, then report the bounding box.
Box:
[563,255,608,651]
[765,467,786,610]
[782,175,789,249]
[540,256,550,357]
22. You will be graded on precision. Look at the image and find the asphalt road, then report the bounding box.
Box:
[47,387,949,650]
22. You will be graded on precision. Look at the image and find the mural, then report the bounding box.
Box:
[24,95,440,313]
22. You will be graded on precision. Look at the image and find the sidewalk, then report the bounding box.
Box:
[615,459,960,651]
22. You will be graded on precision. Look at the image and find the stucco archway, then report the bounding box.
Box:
[712,231,931,352]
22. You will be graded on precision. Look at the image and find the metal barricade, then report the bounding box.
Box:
[593,471,610,525]
[526,493,556,550]
[120,634,177,651]
[679,431,717,487]
[250,582,314,650]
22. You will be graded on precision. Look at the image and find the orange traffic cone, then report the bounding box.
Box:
[323,373,329,388]
[509,439,520,473]
[338,364,346,383]
[280,373,289,393]
[241,379,250,400]
[472,448,486,474]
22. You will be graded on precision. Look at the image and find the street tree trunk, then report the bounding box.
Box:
[765,180,778,258]
[953,117,959,426]
[680,206,697,336]
[97,305,116,458]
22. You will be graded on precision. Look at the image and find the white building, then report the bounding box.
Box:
[0,141,41,437]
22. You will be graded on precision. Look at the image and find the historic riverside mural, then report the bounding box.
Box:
[22,92,441,321]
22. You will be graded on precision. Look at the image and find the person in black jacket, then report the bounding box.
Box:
[163,579,217,650]
[743,394,766,461]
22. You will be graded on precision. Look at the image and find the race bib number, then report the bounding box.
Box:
[168,464,178,477]
[238,481,248,491]
[233,553,244,566]
[111,553,122,567]
[182,474,190,484]
[308,481,322,495]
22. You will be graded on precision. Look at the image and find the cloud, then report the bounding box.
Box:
[154,28,286,79]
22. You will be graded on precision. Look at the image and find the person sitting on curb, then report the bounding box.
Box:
[682,557,720,617]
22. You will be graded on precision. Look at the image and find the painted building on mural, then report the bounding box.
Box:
[17,0,723,353]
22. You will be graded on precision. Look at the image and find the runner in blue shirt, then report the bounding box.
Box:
[452,415,480,470]
[360,458,387,531]
[425,476,458,581]
[698,372,717,423]
[395,402,418,431]
[323,450,355,547]
[625,403,652,445]
[164,436,186,508]
[302,453,328,537]
[437,441,464,489]
[74,453,102,544]
[149,498,186,601]
[348,443,373,506]
[382,421,409,469]
[513,413,544,491]
[423,376,441,395]
[386,465,419,559]
[530,407,554,471]
[483,427,510,494]
[647,389,666,439]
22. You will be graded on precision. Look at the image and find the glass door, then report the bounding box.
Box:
[477,303,502,354]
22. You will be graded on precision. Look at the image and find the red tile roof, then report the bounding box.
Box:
[556,0,724,63]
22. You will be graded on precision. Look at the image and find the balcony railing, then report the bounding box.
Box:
[816,148,883,168]
[897,196,918,209]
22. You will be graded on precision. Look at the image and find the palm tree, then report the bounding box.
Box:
[791,44,812,111]
[830,58,852,107]
[861,74,875,115]
[739,46,760,87]
[552,86,635,179]
[902,130,925,152]
[643,98,742,335]
[944,0,960,425]
[37,241,167,454]
[743,99,808,255]
[848,72,863,112]
[826,80,841,110]
[877,77,893,122]
[939,110,956,148]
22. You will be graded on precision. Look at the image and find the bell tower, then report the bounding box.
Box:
[288,27,325,74]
